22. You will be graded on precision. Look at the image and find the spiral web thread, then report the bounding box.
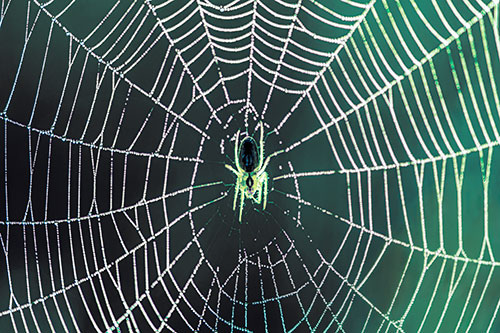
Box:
[1,0,500,331]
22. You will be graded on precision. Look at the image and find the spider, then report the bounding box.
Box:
[225,123,270,222]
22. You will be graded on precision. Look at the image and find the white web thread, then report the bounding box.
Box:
[0,0,499,332]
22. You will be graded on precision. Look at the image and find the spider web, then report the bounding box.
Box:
[1,0,500,331]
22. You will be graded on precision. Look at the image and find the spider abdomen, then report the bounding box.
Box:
[239,137,259,173]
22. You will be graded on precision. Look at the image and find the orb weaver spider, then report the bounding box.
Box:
[225,123,270,222]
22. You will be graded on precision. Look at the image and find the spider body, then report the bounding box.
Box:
[225,123,270,222]
[240,137,258,192]
[240,137,258,173]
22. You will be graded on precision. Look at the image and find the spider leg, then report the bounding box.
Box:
[256,183,262,205]
[263,172,268,210]
[239,185,245,223]
[254,174,262,205]
[257,155,271,178]
[225,164,239,175]
[234,129,241,171]
[257,122,264,170]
